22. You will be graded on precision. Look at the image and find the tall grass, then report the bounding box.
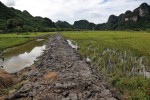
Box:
[62,31,150,99]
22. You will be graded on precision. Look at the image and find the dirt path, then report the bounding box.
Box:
[7,34,121,100]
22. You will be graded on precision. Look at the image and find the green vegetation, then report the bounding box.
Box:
[96,3,150,31]
[0,38,31,50]
[0,32,53,50]
[1,2,150,33]
[0,1,56,33]
[74,20,96,30]
[62,31,150,99]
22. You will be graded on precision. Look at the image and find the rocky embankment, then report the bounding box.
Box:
[6,34,121,100]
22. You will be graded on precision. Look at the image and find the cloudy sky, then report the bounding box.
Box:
[1,0,150,24]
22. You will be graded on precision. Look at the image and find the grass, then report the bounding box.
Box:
[62,31,150,56]
[0,38,32,50]
[0,31,150,99]
[61,31,150,99]
[0,32,53,50]
[0,32,50,38]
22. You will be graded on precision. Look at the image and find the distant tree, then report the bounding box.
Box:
[6,19,24,29]
[14,26,22,32]
[107,15,118,25]
[44,18,55,27]
[55,20,72,28]
[74,20,90,29]
[95,23,106,30]
[22,25,33,32]
[88,23,96,30]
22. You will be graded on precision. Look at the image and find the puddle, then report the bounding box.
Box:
[67,40,78,50]
[0,39,46,73]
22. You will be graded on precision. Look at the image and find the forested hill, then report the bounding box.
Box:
[0,1,150,33]
[73,3,150,31]
[96,3,150,31]
[0,1,55,33]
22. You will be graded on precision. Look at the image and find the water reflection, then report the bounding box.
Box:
[67,40,78,50]
[0,39,46,73]
[4,39,45,58]
[2,45,45,73]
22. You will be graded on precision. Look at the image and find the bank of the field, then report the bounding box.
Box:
[0,38,33,50]
[0,32,53,50]
[61,31,150,99]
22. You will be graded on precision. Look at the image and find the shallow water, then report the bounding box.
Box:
[0,39,46,73]
[67,40,78,50]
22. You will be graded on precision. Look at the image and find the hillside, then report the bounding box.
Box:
[0,1,55,33]
[0,2,150,32]
[97,3,150,30]
[70,3,150,31]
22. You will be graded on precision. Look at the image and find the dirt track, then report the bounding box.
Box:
[7,34,121,100]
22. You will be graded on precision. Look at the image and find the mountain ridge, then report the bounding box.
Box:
[102,2,150,30]
[0,1,150,32]
[0,1,56,33]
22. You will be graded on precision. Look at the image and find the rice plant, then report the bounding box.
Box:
[62,31,150,99]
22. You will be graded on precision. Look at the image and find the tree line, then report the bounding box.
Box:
[0,2,150,33]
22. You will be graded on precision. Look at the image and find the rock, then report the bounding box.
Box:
[62,97,71,100]
[93,85,102,92]
[85,91,92,98]
[69,93,78,100]
[55,83,62,88]
[9,89,16,94]
[55,83,76,89]
[18,83,32,93]
[53,89,62,94]
[62,91,69,97]
[100,90,111,97]
[105,97,117,100]
[99,98,105,100]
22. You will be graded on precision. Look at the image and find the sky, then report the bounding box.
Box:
[0,0,150,24]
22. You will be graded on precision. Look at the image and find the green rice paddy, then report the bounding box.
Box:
[62,31,150,99]
[0,31,150,99]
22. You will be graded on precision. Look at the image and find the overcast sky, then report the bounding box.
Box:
[1,0,150,24]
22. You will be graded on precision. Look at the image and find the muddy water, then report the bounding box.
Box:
[0,39,46,73]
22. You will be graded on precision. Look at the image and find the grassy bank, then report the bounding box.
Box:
[0,38,32,50]
[62,31,150,99]
[0,32,53,50]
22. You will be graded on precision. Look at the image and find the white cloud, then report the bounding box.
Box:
[0,0,150,24]
[5,0,15,6]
